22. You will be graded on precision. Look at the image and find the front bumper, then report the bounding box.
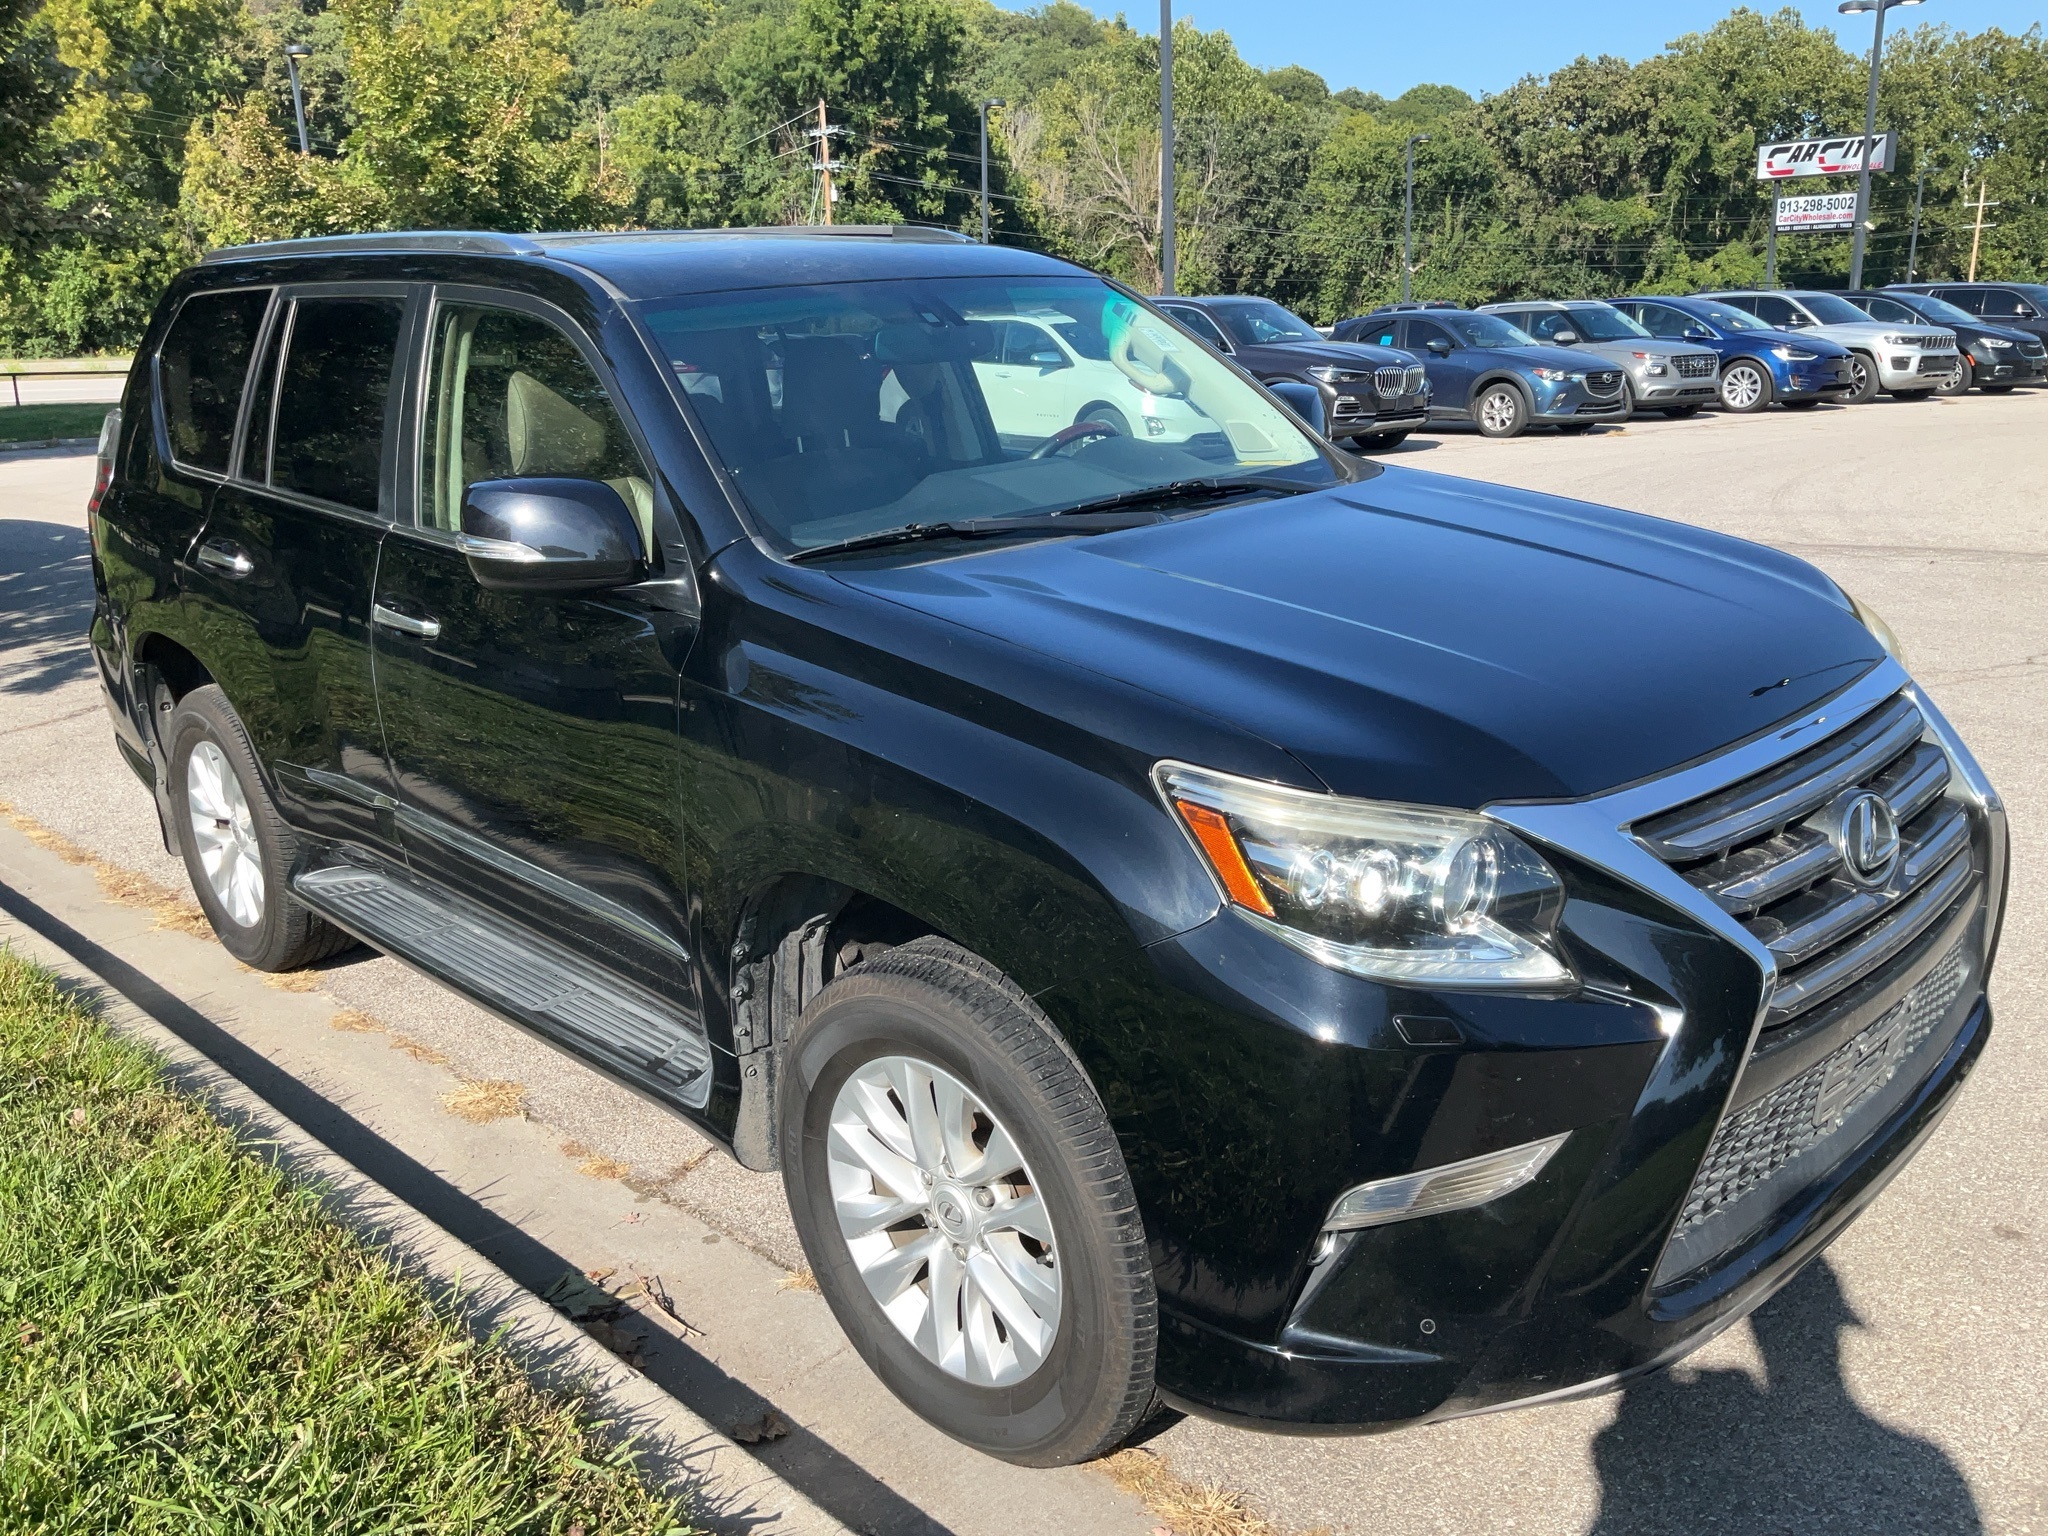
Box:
[1527,377,1627,423]
[1876,350,1958,388]
[1041,667,2005,1432]
[1970,350,2045,385]
[1784,359,1856,396]
[1329,388,1430,437]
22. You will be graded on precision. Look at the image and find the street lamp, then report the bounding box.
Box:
[1402,134,1430,304]
[1838,0,1924,288]
[283,42,312,156]
[978,99,1004,245]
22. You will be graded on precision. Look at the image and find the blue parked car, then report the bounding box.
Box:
[1332,305,1627,438]
[1607,296,1857,414]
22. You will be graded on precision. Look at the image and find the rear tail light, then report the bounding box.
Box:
[88,406,122,520]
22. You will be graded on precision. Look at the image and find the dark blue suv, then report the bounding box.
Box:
[1608,296,1857,413]
[92,226,2005,1464]
[1333,306,1627,437]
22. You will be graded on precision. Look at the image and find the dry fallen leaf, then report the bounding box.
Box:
[577,1155,629,1180]
[729,1409,791,1445]
[439,1079,526,1124]
[66,1108,87,1130]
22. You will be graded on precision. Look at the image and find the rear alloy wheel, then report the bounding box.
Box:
[1844,353,1880,404]
[1474,383,1529,439]
[782,936,1155,1466]
[1935,357,1974,397]
[1719,359,1773,413]
[166,685,357,972]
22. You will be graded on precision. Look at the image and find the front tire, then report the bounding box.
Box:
[1661,404,1703,419]
[1474,383,1529,438]
[1935,357,1973,396]
[781,937,1155,1467]
[1352,431,1409,452]
[165,686,356,971]
[1845,352,1880,404]
[1719,359,1774,413]
[1074,402,1131,437]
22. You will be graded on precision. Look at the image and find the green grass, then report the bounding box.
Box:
[0,949,697,1534]
[0,402,113,443]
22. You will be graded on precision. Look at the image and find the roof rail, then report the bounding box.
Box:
[198,222,977,265]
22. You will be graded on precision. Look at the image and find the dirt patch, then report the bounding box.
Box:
[440,1079,527,1124]
[577,1155,630,1180]
[1097,1447,1324,1536]
[1,801,211,938]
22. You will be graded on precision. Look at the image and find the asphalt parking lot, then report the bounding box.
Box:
[3,389,2044,1534]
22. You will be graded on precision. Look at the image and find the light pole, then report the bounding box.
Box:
[1838,0,1923,289]
[1158,0,1174,294]
[283,43,312,156]
[1905,161,1925,282]
[978,99,1004,244]
[1402,134,1430,303]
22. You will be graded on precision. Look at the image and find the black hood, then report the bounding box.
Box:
[835,466,1883,808]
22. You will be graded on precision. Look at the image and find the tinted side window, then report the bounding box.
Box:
[1407,319,1448,350]
[271,297,405,513]
[1636,304,1688,337]
[423,303,650,546]
[1978,288,2029,317]
[1750,296,1798,327]
[1167,306,1231,350]
[1524,311,1574,342]
[1863,296,1917,323]
[1939,288,1988,315]
[158,289,271,471]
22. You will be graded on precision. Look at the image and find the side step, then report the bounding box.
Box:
[294,860,711,1108]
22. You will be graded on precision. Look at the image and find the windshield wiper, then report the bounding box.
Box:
[787,510,1163,563]
[1048,477,1309,520]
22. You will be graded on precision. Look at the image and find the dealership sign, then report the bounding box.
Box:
[1775,193,1859,232]
[1756,132,1895,180]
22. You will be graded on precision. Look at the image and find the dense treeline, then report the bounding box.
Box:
[0,0,2042,355]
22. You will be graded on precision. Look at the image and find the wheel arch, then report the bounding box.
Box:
[1468,370,1534,409]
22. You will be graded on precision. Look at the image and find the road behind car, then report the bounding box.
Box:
[3,389,2044,1534]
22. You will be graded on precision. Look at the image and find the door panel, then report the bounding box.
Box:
[374,294,700,1004]
[185,288,409,853]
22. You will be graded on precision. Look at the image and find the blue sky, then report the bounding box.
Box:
[1040,1,2046,99]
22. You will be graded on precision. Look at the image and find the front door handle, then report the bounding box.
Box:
[195,538,254,579]
[372,603,441,640]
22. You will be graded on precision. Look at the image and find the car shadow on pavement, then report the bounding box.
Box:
[1588,1257,1982,1535]
[0,518,94,696]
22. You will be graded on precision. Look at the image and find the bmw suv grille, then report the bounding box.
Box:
[1375,364,1426,399]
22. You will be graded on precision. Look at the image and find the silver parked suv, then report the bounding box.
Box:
[1699,290,1956,404]
[1479,299,1720,418]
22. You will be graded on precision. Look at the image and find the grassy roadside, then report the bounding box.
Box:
[0,402,112,443]
[0,948,696,1533]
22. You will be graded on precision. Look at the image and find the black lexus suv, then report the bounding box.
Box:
[90,226,2007,1467]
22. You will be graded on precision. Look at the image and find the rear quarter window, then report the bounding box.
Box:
[157,289,272,472]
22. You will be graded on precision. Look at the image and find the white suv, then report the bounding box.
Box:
[962,310,1214,446]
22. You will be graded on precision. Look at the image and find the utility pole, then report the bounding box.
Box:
[810,99,839,225]
[1766,219,1779,289]
[1158,0,1174,294]
[1402,134,1430,303]
[1967,176,1997,280]
[283,43,312,155]
[1905,163,1925,282]
[978,99,1004,244]
[1837,0,1923,290]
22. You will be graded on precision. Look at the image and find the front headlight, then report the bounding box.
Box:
[1846,590,1905,668]
[1529,366,1575,383]
[1978,336,2013,350]
[1306,365,1366,384]
[1155,762,1572,988]
[1882,333,1924,348]
[1772,345,1819,361]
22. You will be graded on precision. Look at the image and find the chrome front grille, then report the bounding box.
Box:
[1674,353,1718,379]
[1634,693,1976,1036]
[1920,334,1957,352]
[1375,364,1425,399]
[1585,370,1623,397]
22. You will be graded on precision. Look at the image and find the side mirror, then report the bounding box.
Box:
[459,477,646,594]
[1028,349,1070,371]
[1684,327,1716,341]
[1550,329,1579,346]
[1266,379,1326,436]
[1425,337,1452,357]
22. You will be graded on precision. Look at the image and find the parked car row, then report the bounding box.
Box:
[1152,283,2043,443]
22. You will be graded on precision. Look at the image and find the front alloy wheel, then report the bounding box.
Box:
[1475,384,1528,438]
[829,1055,1060,1386]
[1845,353,1879,404]
[1720,360,1772,413]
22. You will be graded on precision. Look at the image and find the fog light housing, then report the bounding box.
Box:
[1144,415,1168,436]
[1322,1133,1570,1232]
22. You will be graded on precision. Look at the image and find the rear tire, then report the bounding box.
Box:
[1719,359,1774,413]
[165,686,356,972]
[1474,383,1529,438]
[1661,405,1703,419]
[1844,352,1880,404]
[780,937,1155,1467]
[1353,432,1409,452]
[1888,388,1934,401]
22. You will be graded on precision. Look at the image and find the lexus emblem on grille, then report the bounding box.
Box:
[1828,789,1901,889]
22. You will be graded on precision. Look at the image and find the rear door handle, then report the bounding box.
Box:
[372,602,441,640]
[195,539,254,579]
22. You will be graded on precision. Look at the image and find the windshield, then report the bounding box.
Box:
[1442,313,1538,348]
[1797,293,1877,326]
[1688,303,1765,332]
[634,276,1337,553]
[1564,305,1651,341]
[1215,300,1323,346]
[1903,293,1978,326]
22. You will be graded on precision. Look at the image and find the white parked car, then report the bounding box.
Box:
[961,310,1216,446]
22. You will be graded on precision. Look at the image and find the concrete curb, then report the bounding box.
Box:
[0,436,98,453]
[2,911,854,1536]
